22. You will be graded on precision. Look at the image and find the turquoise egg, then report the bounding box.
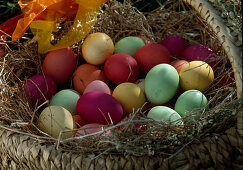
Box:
[50,89,80,115]
[114,36,146,57]
[145,64,179,104]
[175,90,208,118]
[148,106,183,125]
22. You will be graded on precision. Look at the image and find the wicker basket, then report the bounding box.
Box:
[0,0,242,169]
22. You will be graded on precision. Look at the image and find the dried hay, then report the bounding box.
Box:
[0,0,241,158]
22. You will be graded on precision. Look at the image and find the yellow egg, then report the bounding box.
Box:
[82,32,114,65]
[38,106,76,139]
[112,82,146,115]
[179,61,214,91]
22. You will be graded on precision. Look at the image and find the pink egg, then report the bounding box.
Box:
[76,123,104,136]
[181,44,219,66]
[161,35,187,57]
[77,91,123,124]
[24,75,57,104]
[170,60,189,73]
[83,80,111,95]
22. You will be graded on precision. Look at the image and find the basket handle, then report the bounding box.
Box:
[183,0,242,136]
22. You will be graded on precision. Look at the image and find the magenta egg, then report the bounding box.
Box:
[181,44,219,66]
[161,35,187,57]
[76,123,104,136]
[83,80,111,95]
[24,74,57,104]
[77,91,123,124]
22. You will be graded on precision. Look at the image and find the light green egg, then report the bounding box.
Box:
[148,106,183,125]
[114,36,146,57]
[175,90,208,118]
[145,64,179,105]
[50,89,80,115]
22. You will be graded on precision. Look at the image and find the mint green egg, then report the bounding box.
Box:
[145,64,179,105]
[50,89,80,115]
[114,36,146,57]
[175,90,208,118]
[148,106,183,125]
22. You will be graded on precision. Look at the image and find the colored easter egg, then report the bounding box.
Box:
[42,47,76,84]
[73,64,107,94]
[77,91,123,124]
[179,61,214,91]
[175,90,208,118]
[82,33,114,65]
[135,43,170,73]
[24,74,56,104]
[50,89,80,115]
[76,123,104,136]
[39,106,76,139]
[148,106,183,125]
[181,44,219,66]
[83,80,111,95]
[112,83,146,115]
[73,115,86,127]
[145,64,179,105]
[170,60,189,73]
[114,36,146,57]
[161,34,187,57]
[104,53,140,85]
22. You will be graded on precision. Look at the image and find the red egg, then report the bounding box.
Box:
[104,53,140,85]
[161,35,187,57]
[73,115,86,127]
[76,123,104,136]
[181,44,219,66]
[77,91,123,124]
[83,80,111,95]
[135,43,170,73]
[24,74,57,104]
[42,47,76,84]
[170,60,189,73]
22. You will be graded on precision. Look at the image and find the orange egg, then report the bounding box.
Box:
[170,60,189,73]
[82,33,114,65]
[73,64,107,94]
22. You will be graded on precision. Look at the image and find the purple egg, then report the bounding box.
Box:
[24,74,57,104]
[77,91,123,124]
[181,44,219,66]
[83,80,111,95]
[161,35,187,57]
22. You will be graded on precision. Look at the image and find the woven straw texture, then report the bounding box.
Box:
[0,0,242,169]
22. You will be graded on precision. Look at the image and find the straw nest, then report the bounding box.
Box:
[0,0,242,159]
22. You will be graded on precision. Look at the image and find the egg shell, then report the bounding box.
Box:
[0,48,4,57]
[38,106,76,139]
[73,64,107,94]
[50,89,80,115]
[136,36,151,44]
[42,47,76,84]
[135,78,145,91]
[175,90,208,118]
[170,60,189,73]
[24,74,57,104]
[77,91,123,124]
[76,123,104,136]
[145,64,179,105]
[161,34,187,57]
[73,115,86,127]
[104,53,140,85]
[112,83,146,115]
[217,72,234,87]
[114,36,146,57]
[179,61,214,91]
[82,33,114,65]
[181,44,219,66]
[148,106,183,125]
[135,43,171,73]
[83,80,111,95]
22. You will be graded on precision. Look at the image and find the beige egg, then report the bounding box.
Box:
[39,106,76,139]
[179,61,214,91]
[82,32,114,65]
